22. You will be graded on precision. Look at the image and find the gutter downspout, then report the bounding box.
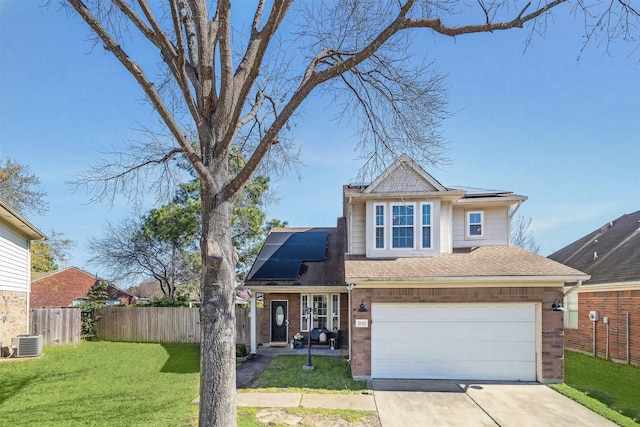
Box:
[509,200,523,219]
[346,283,355,362]
[563,280,583,296]
[250,291,257,354]
[627,312,630,364]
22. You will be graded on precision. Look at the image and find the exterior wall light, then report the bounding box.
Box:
[358,300,368,312]
[552,299,567,312]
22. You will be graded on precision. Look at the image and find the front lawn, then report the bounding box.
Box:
[245,355,368,393]
[0,342,200,426]
[557,350,640,424]
[0,343,372,426]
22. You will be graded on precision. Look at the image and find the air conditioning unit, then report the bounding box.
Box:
[11,334,43,358]
[588,311,599,322]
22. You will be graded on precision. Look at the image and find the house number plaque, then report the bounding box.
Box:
[355,319,368,328]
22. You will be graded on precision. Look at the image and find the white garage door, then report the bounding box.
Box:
[371,303,537,381]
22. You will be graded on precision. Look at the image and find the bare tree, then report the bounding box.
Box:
[511,215,541,253]
[89,218,196,298]
[61,1,638,425]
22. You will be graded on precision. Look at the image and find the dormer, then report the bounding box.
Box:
[343,154,526,258]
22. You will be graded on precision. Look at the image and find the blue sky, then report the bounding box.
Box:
[1,2,638,285]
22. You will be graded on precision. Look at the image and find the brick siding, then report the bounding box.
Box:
[349,286,564,383]
[565,289,640,365]
[259,292,349,346]
[0,290,29,347]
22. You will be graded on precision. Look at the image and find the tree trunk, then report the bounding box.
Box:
[198,182,237,426]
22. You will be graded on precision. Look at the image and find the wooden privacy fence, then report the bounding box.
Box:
[94,306,253,345]
[31,308,81,346]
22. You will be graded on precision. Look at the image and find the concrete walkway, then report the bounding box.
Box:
[233,349,617,426]
[237,391,377,411]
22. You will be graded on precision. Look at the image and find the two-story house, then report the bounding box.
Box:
[244,154,587,383]
[0,199,45,347]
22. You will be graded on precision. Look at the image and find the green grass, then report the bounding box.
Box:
[0,343,371,426]
[560,351,640,424]
[551,384,639,427]
[244,355,368,393]
[0,342,200,426]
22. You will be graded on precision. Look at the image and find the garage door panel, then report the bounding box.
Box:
[372,360,536,381]
[374,304,535,322]
[374,323,535,344]
[371,303,537,381]
[445,341,536,361]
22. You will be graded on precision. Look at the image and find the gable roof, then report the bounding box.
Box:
[346,246,588,284]
[548,210,640,285]
[244,218,346,288]
[343,154,526,205]
[0,199,46,240]
[364,154,447,194]
[32,266,100,283]
[31,266,137,306]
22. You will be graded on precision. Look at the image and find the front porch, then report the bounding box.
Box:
[255,342,348,358]
[247,290,351,355]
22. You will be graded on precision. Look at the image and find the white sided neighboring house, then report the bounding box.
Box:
[0,199,46,351]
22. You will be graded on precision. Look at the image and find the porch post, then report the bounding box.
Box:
[250,291,258,354]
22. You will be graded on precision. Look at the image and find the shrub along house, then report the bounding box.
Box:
[548,210,640,365]
[245,154,587,383]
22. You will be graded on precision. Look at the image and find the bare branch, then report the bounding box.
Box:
[237,92,265,129]
[67,0,212,190]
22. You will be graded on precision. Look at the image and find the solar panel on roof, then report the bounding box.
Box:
[248,230,328,280]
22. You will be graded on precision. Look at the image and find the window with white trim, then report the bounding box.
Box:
[313,294,328,329]
[467,211,484,238]
[332,294,339,331]
[392,204,414,248]
[300,294,309,331]
[300,293,340,332]
[421,203,432,249]
[375,204,385,249]
[564,293,578,329]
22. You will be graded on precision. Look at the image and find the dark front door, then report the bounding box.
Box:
[270,300,288,342]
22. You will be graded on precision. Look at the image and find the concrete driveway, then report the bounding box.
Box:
[372,380,617,427]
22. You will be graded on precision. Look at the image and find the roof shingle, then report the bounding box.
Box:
[346,246,586,281]
[548,210,640,285]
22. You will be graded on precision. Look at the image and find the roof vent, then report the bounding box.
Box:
[599,221,614,232]
[593,251,598,261]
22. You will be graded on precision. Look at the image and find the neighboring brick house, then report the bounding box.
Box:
[31,267,137,307]
[245,155,587,383]
[549,210,640,365]
[0,199,45,347]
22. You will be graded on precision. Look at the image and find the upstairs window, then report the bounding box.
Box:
[392,204,414,248]
[467,211,484,238]
[375,204,385,249]
[421,203,432,248]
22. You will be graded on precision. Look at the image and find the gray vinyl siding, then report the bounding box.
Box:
[350,201,366,255]
[452,206,510,248]
[372,166,437,193]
